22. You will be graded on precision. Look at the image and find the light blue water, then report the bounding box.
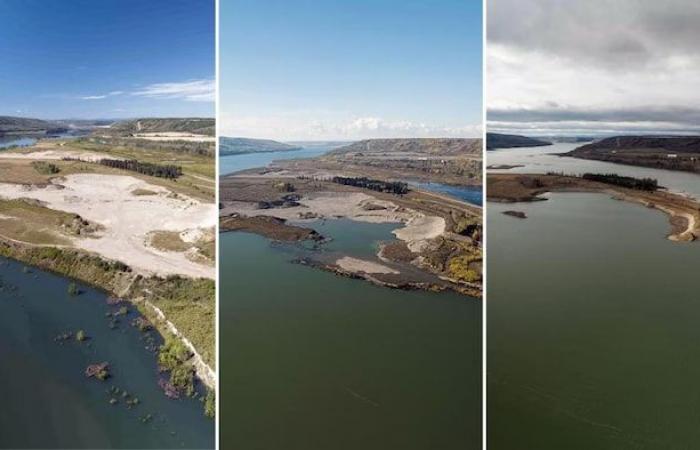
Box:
[220,144,338,174]
[412,182,483,206]
[0,137,36,149]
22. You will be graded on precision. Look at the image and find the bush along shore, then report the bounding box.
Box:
[0,239,215,417]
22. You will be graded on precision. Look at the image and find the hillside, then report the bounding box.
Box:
[105,118,215,137]
[0,116,65,135]
[219,137,302,156]
[331,138,482,156]
[566,136,700,174]
[486,133,552,150]
[268,138,483,185]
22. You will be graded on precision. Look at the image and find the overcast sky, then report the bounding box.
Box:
[488,0,700,136]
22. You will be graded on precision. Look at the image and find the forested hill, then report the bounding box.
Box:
[106,118,215,136]
[330,138,482,156]
[219,137,302,155]
[486,133,552,150]
[571,136,700,154]
[0,116,64,135]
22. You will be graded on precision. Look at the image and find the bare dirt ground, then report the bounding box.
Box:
[0,174,216,278]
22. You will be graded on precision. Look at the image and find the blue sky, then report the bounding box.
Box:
[0,0,214,120]
[220,0,482,140]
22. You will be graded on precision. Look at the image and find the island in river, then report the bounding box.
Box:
[220,137,483,297]
[0,116,217,433]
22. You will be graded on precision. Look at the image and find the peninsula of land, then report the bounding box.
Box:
[220,138,483,297]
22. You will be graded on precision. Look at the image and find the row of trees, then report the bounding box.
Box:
[582,173,658,191]
[331,176,409,195]
[99,159,183,179]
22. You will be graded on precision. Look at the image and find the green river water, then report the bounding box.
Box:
[220,222,482,449]
[488,144,700,449]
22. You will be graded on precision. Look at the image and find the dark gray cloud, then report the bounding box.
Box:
[489,105,700,125]
[488,0,700,70]
[488,0,700,134]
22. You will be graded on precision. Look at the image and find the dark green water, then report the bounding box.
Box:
[221,223,482,449]
[0,257,214,449]
[488,194,700,449]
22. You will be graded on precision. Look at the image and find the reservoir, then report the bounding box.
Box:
[220,143,338,175]
[488,144,700,449]
[0,257,214,449]
[220,229,482,449]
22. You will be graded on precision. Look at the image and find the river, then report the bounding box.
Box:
[487,142,700,449]
[220,146,482,449]
[221,143,483,206]
[0,257,214,449]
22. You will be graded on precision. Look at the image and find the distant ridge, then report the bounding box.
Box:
[486,133,552,150]
[106,118,215,136]
[571,135,700,154]
[0,116,65,135]
[219,137,302,156]
[331,138,482,156]
[566,135,700,174]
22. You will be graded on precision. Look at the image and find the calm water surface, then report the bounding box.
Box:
[488,142,700,199]
[0,257,214,449]
[220,144,337,175]
[488,144,700,449]
[0,136,36,149]
[221,223,482,449]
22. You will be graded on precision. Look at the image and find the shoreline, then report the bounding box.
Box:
[488,173,700,241]
[0,239,216,391]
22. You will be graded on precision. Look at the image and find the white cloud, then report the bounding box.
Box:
[219,112,481,141]
[131,79,215,102]
[80,91,124,101]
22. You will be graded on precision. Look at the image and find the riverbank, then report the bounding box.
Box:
[0,239,215,391]
[488,173,700,241]
[220,174,482,297]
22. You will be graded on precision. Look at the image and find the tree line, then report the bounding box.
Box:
[331,176,409,195]
[582,173,658,191]
[99,159,183,179]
